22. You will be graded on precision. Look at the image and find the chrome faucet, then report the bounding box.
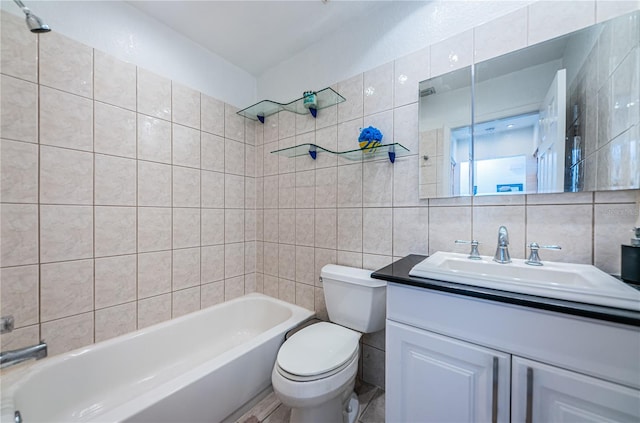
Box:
[493,226,511,264]
[0,341,47,369]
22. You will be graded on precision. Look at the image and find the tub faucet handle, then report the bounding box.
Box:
[525,242,561,266]
[455,239,481,260]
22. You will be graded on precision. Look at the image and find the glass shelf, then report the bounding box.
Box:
[237,87,346,123]
[270,143,411,163]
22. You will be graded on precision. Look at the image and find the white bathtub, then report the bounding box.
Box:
[0,293,314,423]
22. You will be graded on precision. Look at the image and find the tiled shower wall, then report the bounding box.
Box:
[0,10,258,356]
[254,1,640,388]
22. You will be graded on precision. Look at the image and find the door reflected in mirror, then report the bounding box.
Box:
[419,10,639,199]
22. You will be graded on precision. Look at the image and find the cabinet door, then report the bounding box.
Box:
[386,320,510,423]
[512,357,640,423]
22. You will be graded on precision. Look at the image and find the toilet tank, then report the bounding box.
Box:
[320,264,387,333]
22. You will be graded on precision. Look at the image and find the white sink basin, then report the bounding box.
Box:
[409,252,640,311]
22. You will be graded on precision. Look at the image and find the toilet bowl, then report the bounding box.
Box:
[271,265,386,423]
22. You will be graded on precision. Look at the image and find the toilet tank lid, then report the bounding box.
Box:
[321,264,386,287]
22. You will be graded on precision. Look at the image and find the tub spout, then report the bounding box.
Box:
[0,341,47,369]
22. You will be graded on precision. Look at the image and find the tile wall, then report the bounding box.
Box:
[0,10,258,357]
[254,1,639,388]
[1,1,638,391]
[568,11,639,191]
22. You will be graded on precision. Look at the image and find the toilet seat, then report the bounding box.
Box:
[276,322,360,382]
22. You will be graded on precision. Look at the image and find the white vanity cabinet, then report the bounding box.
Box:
[385,282,640,423]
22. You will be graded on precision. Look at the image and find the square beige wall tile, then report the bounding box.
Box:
[362,208,393,255]
[0,265,39,327]
[138,161,172,207]
[1,139,38,203]
[173,208,201,249]
[225,242,245,278]
[173,247,201,290]
[201,208,225,246]
[40,259,93,322]
[1,204,39,266]
[201,170,225,208]
[225,139,245,175]
[137,114,172,164]
[1,75,38,143]
[94,102,136,158]
[337,208,363,252]
[95,255,137,309]
[1,11,38,83]
[95,302,137,343]
[40,205,93,263]
[201,245,225,283]
[137,293,171,329]
[278,244,295,281]
[40,86,93,151]
[172,166,201,208]
[225,209,245,244]
[525,204,593,264]
[201,281,224,308]
[594,203,638,274]
[428,206,472,255]
[94,206,137,258]
[173,286,201,317]
[0,325,39,351]
[430,29,473,77]
[278,209,296,244]
[94,154,136,206]
[295,209,315,247]
[201,132,226,173]
[394,47,430,108]
[528,1,595,45]
[138,251,172,299]
[138,207,172,252]
[338,74,364,123]
[393,207,429,257]
[41,312,93,356]
[94,50,136,111]
[364,62,394,116]
[225,174,245,208]
[201,94,225,136]
[225,276,245,301]
[172,124,201,168]
[225,104,245,142]
[40,145,93,205]
[39,31,93,98]
[474,8,527,63]
[137,68,171,120]
[172,82,201,129]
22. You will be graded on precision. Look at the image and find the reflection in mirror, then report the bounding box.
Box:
[418,67,472,198]
[419,10,639,199]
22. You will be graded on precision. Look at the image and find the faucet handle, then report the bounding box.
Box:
[526,242,561,266]
[455,239,482,260]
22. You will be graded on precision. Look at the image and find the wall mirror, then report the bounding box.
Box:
[419,10,639,199]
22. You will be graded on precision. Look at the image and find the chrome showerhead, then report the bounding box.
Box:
[13,0,50,33]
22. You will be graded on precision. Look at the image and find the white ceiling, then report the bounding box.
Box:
[127,0,395,77]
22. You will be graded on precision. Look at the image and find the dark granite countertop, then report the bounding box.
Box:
[372,255,640,327]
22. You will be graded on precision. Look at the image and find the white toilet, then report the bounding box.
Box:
[271,264,386,423]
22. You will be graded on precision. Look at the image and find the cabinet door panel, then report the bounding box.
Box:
[512,357,640,423]
[386,320,510,423]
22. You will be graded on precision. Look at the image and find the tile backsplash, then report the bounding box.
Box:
[1,2,639,390]
[0,10,257,357]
